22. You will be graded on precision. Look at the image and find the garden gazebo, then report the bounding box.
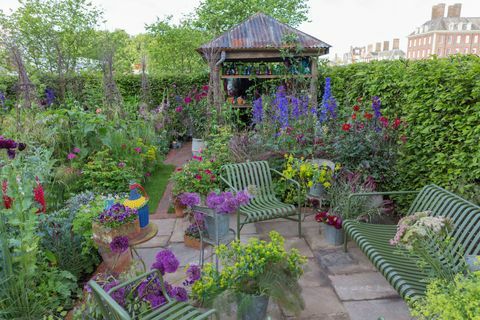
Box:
[197,13,331,110]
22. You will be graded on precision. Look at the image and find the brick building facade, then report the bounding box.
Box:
[407,3,480,60]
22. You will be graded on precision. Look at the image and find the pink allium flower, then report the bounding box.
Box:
[175,106,183,113]
[67,153,76,160]
[73,147,81,154]
[134,147,142,153]
[118,162,126,168]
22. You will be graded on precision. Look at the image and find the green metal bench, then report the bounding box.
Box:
[220,161,302,239]
[343,184,480,301]
[88,270,218,320]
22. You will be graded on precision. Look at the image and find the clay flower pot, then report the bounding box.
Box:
[184,235,201,250]
[174,199,186,218]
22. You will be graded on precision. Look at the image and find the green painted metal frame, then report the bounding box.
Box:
[343,184,480,301]
[220,161,302,239]
[88,269,218,319]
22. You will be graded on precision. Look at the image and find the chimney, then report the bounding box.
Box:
[383,41,390,51]
[447,3,462,18]
[367,44,373,53]
[431,3,446,19]
[393,38,400,50]
[375,42,381,52]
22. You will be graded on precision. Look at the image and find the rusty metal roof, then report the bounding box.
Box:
[199,13,331,51]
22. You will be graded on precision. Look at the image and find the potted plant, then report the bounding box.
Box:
[183,85,210,156]
[315,172,376,245]
[92,203,140,245]
[192,231,307,320]
[184,223,203,250]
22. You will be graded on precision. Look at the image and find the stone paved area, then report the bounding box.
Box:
[139,144,413,319]
[137,215,413,320]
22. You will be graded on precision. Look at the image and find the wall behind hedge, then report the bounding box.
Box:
[320,55,480,204]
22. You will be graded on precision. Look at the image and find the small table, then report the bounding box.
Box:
[129,223,158,271]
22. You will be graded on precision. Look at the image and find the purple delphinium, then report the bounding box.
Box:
[45,88,55,106]
[152,249,179,275]
[274,86,289,129]
[178,192,200,207]
[291,96,301,119]
[110,236,129,254]
[252,97,263,125]
[319,77,337,122]
[371,96,382,118]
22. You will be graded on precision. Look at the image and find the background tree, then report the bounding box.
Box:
[145,16,209,74]
[192,0,310,35]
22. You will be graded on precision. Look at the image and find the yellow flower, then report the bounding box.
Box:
[307,181,313,187]
[324,181,331,188]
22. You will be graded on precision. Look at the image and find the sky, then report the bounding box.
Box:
[2,0,480,59]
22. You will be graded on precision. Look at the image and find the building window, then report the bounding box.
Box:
[422,49,425,57]
[474,35,479,43]
[428,36,432,45]
[457,35,461,44]
[447,48,451,55]
[427,49,431,55]
[414,39,416,46]
[439,35,444,43]
[423,37,427,45]
[466,35,470,43]
[448,35,453,44]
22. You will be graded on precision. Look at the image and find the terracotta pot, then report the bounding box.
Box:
[174,201,186,218]
[98,244,132,273]
[92,219,141,246]
[184,235,201,250]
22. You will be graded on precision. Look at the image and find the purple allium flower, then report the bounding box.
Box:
[206,190,250,214]
[0,137,17,149]
[170,287,188,302]
[152,249,179,275]
[73,147,81,154]
[137,277,168,308]
[371,96,382,118]
[103,280,126,306]
[110,236,129,254]
[252,97,263,125]
[236,190,251,205]
[7,149,15,159]
[186,264,201,282]
[17,143,26,151]
[67,153,76,160]
[178,192,200,207]
[118,162,126,168]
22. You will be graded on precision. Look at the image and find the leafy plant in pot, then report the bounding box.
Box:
[192,231,307,320]
[316,171,376,245]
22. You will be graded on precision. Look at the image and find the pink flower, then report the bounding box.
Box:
[192,155,203,161]
[134,147,142,153]
[145,172,151,177]
[184,97,192,104]
[118,162,126,168]
[96,108,102,114]
[73,147,81,154]
[175,106,183,113]
[195,174,202,181]
[67,153,76,160]
[202,85,209,91]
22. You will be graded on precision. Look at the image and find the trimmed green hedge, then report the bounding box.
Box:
[321,55,480,203]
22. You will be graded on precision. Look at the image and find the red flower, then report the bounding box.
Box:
[379,116,389,127]
[364,112,373,120]
[175,167,182,172]
[210,175,216,182]
[341,123,351,131]
[205,169,212,175]
[34,177,46,214]
[353,105,360,112]
[195,174,202,181]
[315,211,328,222]
[2,180,12,209]
[392,118,402,129]
[352,113,357,120]
[193,155,203,162]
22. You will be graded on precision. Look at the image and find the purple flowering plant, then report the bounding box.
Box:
[0,136,26,159]
[97,203,138,228]
[178,192,201,207]
[205,190,251,215]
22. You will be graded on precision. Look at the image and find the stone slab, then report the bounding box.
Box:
[344,298,412,320]
[255,220,300,238]
[299,258,330,288]
[329,272,399,301]
[284,237,314,258]
[229,215,257,234]
[170,218,190,242]
[151,219,176,236]
[283,286,347,319]
[315,247,376,275]
[135,235,170,248]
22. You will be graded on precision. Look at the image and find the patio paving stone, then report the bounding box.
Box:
[284,237,315,258]
[283,286,347,319]
[315,247,377,275]
[150,218,176,236]
[329,272,399,301]
[298,258,331,288]
[343,298,412,320]
[170,218,190,242]
[134,235,170,248]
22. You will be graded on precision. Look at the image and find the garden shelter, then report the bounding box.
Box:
[197,12,331,109]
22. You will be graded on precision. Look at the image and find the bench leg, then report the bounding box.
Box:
[237,211,241,240]
[298,208,302,238]
[343,232,348,252]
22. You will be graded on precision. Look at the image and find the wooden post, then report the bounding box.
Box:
[213,65,222,123]
[309,57,318,106]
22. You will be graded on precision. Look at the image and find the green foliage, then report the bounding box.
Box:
[192,231,307,316]
[321,55,480,203]
[144,164,176,213]
[171,157,222,196]
[193,0,310,35]
[202,126,234,164]
[72,195,106,257]
[411,271,480,319]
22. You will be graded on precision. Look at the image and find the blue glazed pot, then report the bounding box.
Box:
[137,204,149,228]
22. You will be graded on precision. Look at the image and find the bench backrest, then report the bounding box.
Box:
[88,280,131,320]
[407,185,480,259]
[222,161,274,198]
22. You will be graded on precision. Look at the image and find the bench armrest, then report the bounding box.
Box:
[347,190,420,219]
[219,175,239,192]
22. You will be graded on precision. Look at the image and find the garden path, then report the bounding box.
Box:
[137,214,413,320]
[151,142,192,219]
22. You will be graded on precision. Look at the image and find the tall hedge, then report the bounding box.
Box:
[321,55,480,203]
